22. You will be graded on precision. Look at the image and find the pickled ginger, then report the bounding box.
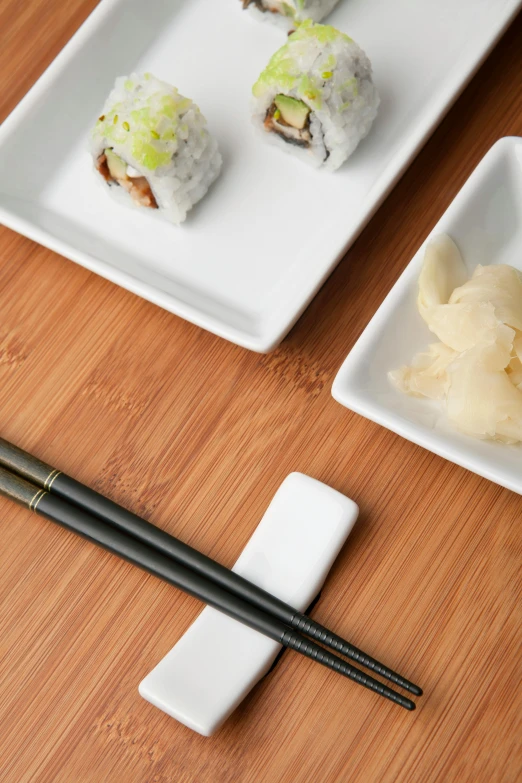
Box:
[389,235,522,444]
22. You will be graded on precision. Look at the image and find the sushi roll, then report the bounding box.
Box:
[252,20,380,171]
[241,0,340,28]
[90,73,222,224]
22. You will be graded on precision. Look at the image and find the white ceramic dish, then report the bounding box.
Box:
[139,473,359,736]
[332,137,522,495]
[0,1,520,352]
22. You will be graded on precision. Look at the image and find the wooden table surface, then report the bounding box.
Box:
[1,3,522,781]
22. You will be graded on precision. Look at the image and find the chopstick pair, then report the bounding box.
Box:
[0,438,422,710]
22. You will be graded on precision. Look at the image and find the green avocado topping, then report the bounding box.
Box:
[252,20,351,106]
[292,19,352,45]
[93,74,202,170]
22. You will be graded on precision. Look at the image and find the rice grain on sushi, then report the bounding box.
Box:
[241,0,340,28]
[91,74,222,224]
[252,21,380,171]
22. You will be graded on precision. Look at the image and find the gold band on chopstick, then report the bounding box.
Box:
[29,488,46,512]
[44,469,61,491]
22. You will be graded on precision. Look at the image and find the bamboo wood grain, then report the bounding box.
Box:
[1,3,522,782]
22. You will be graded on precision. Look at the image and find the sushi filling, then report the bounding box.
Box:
[96,149,158,209]
[264,95,312,148]
[242,0,295,17]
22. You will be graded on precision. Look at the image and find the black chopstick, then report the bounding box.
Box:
[0,465,415,710]
[0,437,422,698]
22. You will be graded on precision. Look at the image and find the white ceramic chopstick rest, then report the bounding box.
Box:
[139,472,358,736]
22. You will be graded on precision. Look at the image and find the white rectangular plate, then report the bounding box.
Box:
[0,0,520,352]
[332,137,522,495]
